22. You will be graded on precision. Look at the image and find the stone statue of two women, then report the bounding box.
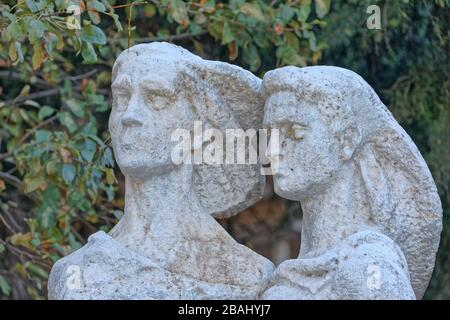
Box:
[48,42,442,300]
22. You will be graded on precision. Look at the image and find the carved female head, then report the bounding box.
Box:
[261,66,442,298]
[109,42,265,218]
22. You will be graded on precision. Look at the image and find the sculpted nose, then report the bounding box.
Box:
[121,114,143,127]
[121,95,143,127]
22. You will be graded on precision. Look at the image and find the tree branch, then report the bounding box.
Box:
[0,115,57,161]
[0,204,23,233]
[0,172,22,190]
[4,88,60,106]
[0,71,50,88]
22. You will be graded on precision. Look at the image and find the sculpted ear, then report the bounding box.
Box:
[340,126,362,161]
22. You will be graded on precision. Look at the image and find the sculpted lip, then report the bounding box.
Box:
[119,142,137,151]
[119,132,141,149]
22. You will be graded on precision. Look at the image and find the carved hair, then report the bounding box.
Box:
[261,66,442,298]
[112,42,265,218]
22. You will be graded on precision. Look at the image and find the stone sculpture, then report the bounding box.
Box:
[260,66,442,300]
[48,43,442,300]
[48,42,274,299]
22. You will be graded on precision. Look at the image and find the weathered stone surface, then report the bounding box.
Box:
[261,66,442,299]
[263,231,415,300]
[48,46,442,300]
[49,231,273,300]
[48,42,273,300]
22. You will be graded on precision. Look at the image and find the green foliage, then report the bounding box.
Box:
[0,0,448,299]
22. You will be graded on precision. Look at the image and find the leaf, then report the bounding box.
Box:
[18,85,30,97]
[85,133,105,147]
[100,147,114,167]
[18,108,32,125]
[194,12,207,25]
[285,31,300,50]
[37,206,56,229]
[0,275,11,296]
[28,157,42,176]
[87,0,106,12]
[81,138,97,162]
[13,42,24,64]
[96,71,111,87]
[65,99,85,117]
[46,160,59,176]
[25,0,40,13]
[276,46,306,66]
[88,11,101,25]
[32,44,45,70]
[59,147,72,164]
[80,24,107,45]
[221,22,234,45]
[8,42,25,65]
[67,190,87,210]
[308,32,317,51]
[44,32,58,56]
[57,111,77,133]
[27,263,48,279]
[35,129,51,143]
[208,20,223,40]
[81,42,97,63]
[55,32,64,50]
[23,100,40,108]
[144,4,157,17]
[28,20,46,44]
[62,164,76,184]
[243,43,261,71]
[228,42,238,61]
[105,168,116,185]
[6,21,23,40]
[110,13,123,32]
[314,0,331,19]
[240,3,266,22]
[168,0,189,25]
[253,32,269,48]
[10,232,33,249]
[296,2,312,22]
[8,42,17,62]
[279,4,295,23]
[38,106,55,120]
[24,175,45,193]
[15,263,28,278]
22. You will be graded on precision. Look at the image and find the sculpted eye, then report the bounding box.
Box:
[144,94,168,111]
[283,123,308,141]
[112,91,130,111]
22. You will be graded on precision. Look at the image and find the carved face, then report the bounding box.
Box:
[109,56,193,179]
[264,91,341,200]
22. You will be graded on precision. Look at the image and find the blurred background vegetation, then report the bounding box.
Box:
[0,0,448,299]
